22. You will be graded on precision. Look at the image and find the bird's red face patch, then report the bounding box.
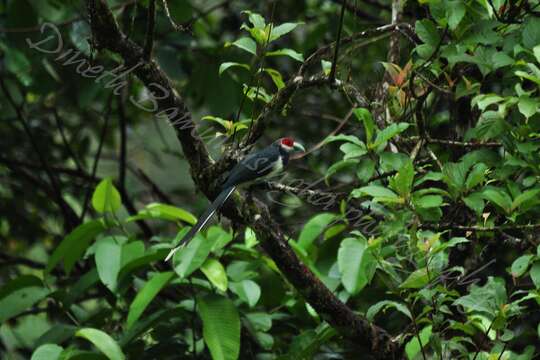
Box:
[281,137,294,147]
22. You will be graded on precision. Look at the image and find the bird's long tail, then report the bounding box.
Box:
[164,186,236,261]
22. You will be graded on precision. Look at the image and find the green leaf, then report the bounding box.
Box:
[522,17,540,49]
[31,344,63,360]
[390,159,415,197]
[266,48,304,62]
[128,203,197,225]
[492,52,514,69]
[400,268,429,289]
[465,163,488,190]
[269,22,302,41]
[242,11,265,29]
[351,185,401,203]
[126,271,174,330]
[46,220,106,274]
[372,123,410,148]
[518,96,539,119]
[201,259,228,292]
[356,158,376,183]
[416,19,440,45]
[510,255,534,278]
[453,277,507,317]
[323,134,364,146]
[92,178,121,213]
[229,37,257,55]
[340,142,367,160]
[531,262,540,289]
[447,1,466,30]
[414,194,443,209]
[298,213,336,252]
[482,188,512,213]
[198,294,241,360]
[366,300,412,321]
[230,280,261,307]
[353,108,375,144]
[0,275,49,323]
[337,237,376,295]
[219,62,250,76]
[533,45,540,64]
[405,325,432,360]
[95,237,122,292]
[512,189,540,211]
[76,328,125,360]
[325,159,359,183]
[173,232,218,278]
[263,68,285,90]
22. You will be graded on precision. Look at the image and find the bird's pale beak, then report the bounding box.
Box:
[293,142,305,152]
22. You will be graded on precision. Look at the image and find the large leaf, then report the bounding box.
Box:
[353,108,375,145]
[95,237,122,291]
[351,185,401,203]
[198,294,241,360]
[230,280,261,307]
[297,213,336,252]
[453,277,507,317]
[76,328,125,360]
[31,344,63,360]
[269,22,302,41]
[228,37,256,55]
[126,271,175,329]
[366,300,412,321]
[201,259,228,292]
[390,159,415,197]
[405,325,432,360]
[482,188,512,213]
[0,275,49,322]
[400,268,429,289]
[127,203,197,225]
[92,178,121,213]
[173,232,218,278]
[337,237,376,294]
[46,220,106,274]
[510,255,534,278]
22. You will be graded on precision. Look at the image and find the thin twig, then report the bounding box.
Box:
[80,95,113,221]
[329,0,348,82]
[143,0,156,60]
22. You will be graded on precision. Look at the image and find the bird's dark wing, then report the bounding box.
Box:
[222,145,281,188]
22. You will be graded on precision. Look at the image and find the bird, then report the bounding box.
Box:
[165,137,305,261]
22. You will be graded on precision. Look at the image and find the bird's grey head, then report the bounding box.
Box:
[275,137,305,153]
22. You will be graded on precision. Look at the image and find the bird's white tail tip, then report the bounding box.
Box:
[164,246,180,262]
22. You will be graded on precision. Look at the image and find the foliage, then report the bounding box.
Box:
[1,0,540,359]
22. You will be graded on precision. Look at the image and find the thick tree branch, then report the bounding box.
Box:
[85,1,400,356]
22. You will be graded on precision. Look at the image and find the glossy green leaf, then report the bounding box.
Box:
[0,275,49,323]
[76,328,125,360]
[46,220,106,274]
[337,237,376,295]
[126,271,175,329]
[405,325,432,360]
[92,178,121,213]
[229,37,257,55]
[31,344,63,360]
[219,62,250,75]
[366,300,412,321]
[230,280,261,307]
[198,294,241,360]
[400,268,429,289]
[510,255,534,278]
[269,22,302,41]
[530,262,540,289]
[298,213,336,251]
[174,232,218,278]
[95,237,122,291]
[201,259,228,292]
[266,48,304,62]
